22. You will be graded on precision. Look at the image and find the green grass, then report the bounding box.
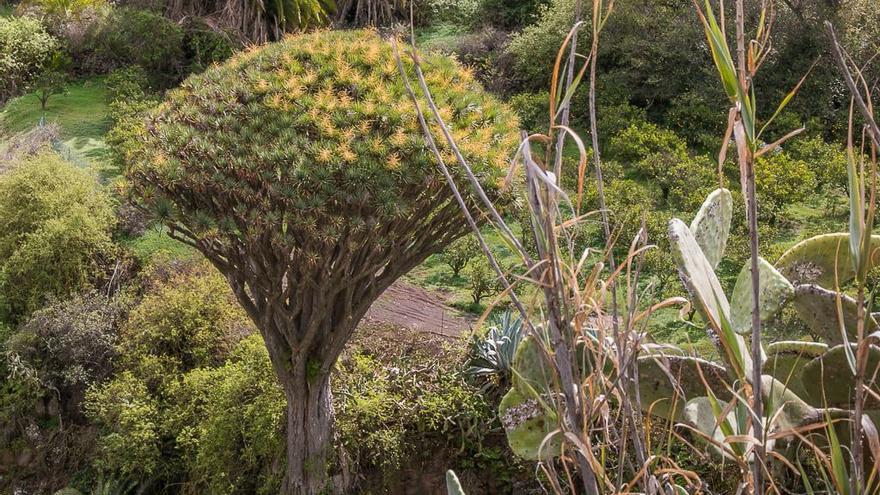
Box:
[0,78,112,169]
[121,228,197,264]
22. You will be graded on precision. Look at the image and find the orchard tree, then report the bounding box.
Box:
[126,30,518,494]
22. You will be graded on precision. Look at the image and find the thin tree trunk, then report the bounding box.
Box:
[281,360,334,495]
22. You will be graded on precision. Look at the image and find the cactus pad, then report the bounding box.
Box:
[762,341,828,401]
[498,388,562,460]
[511,335,555,396]
[776,233,880,288]
[791,284,878,345]
[669,218,730,327]
[690,188,733,269]
[729,257,794,335]
[801,344,880,408]
[637,354,730,421]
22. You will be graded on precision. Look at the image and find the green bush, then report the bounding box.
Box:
[0,16,60,102]
[169,334,285,495]
[117,261,253,385]
[754,150,817,222]
[476,0,548,29]
[105,65,150,104]
[334,338,494,485]
[438,235,480,278]
[505,0,576,90]
[84,371,162,478]
[0,152,115,323]
[181,22,236,74]
[787,135,847,194]
[4,293,121,416]
[83,8,184,86]
[508,91,548,133]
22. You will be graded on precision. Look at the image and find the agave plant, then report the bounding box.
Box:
[466,310,525,386]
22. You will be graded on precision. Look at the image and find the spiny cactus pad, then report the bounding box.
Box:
[690,188,733,269]
[512,335,555,396]
[791,284,878,345]
[762,341,828,401]
[729,257,794,335]
[446,470,465,495]
[776,233,880,288]
[801,344,880,408]
[669,218,730,328]
[637,354,730,421]
[498,388,562,460]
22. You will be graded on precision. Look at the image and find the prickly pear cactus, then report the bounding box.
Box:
[800,344,880,408]
[690,188,733,269]
[729,257,794,335]
[637,354,730,421]
[669,218,730,327]
[776,233,880,288]
[791,284,879,345]
[498,387,561,460]
[762,341,828,400]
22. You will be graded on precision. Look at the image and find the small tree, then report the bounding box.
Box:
[125,30,518,494]
[464,258,501,305]
[438,235,479,277]
[32,51,69,117]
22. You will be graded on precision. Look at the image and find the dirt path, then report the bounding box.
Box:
[362,280,473,338]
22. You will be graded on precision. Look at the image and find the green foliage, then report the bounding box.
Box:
[788,135,848,195]
[476,0,547,29]
[439,235,480,278]
[508,91,547,133]
[0,16,60,102]
[463,258,500,305]
[83,8,184,86]
[105,66,149,104]
[415,0,480,25]
[117,262,253,384]
[86,260,259,485]
[505,0,576,90]
[754,151,817,222]
[181,22,236,74]
[169,334,285,494]
[4,293,121,412]
[0,152,115,323]
[334,339,493,478]
[84,370,162,477]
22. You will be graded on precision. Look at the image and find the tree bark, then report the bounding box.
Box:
[280,357,334,495]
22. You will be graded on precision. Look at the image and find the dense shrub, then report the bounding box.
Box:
[334,331,496,490]
[82,8,184,86]
[787,135,847,195]
[181,22,236,74]
[117,262,252,384]
[508,91,548,133]
[505,0,575,90]
[105,65,150,103]
[4,294,122,417]
[754,150,817,222]
[0,152,115,323]
[476,0,548,29]
[0,16,60,102]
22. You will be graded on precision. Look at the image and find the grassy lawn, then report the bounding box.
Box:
[0,78,112,170]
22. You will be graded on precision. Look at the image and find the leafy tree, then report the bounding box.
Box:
[0,152,115,323]
[439,235,480,277]
[464,258,500,306]
[31,51,69,114]
[125,30,518,494]
[0,16,59,103]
